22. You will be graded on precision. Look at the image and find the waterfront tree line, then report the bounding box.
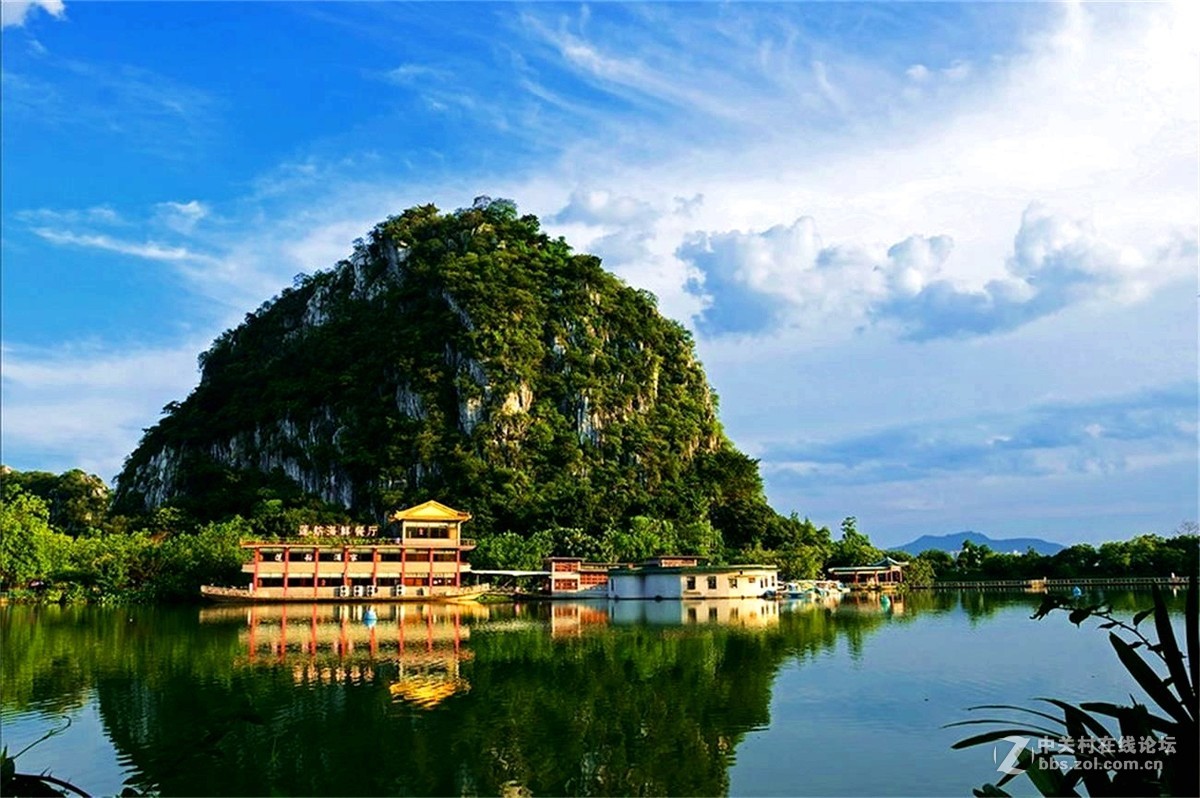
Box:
[1,467,1195,602]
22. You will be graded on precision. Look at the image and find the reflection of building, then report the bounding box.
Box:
[608,598,780,627]
[548,602,610,637]
[219,603,478,708]
[237,501,478,601]
[827,556,907,589]
[606,557,779,600]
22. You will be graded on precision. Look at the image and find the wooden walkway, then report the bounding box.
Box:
[925,576,1190,591]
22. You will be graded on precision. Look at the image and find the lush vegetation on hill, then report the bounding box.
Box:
[112,198,786,555]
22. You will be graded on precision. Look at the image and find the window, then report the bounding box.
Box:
[707,576,717,590]
[686,576,696,590]
[708,607,718,621]
[729,577,738,588]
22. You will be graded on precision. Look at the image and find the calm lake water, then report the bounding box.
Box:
[1,590,1188,797]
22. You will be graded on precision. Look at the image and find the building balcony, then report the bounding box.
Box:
[247,560,468,576]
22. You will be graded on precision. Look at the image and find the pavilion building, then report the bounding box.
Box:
[826,556,908,589]
[240,500,477,600]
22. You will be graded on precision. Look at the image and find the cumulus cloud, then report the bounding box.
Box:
[876,204,1192,340]
[1,0,64,29]
[552,187,659,226]
[679,217,884,335]
[681,203,1195,340]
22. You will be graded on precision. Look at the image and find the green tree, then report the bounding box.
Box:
[1,467,111,536]
[904,558,936,587]
[827,517,882,568]
[0,486,63,589]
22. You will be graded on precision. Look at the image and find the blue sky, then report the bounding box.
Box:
[2,1,1196,547]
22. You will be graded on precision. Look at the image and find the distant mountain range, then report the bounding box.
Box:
[893,531,1065,556]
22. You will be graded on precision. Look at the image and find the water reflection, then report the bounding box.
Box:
[200,603,480,708]
[2,592,1186,797]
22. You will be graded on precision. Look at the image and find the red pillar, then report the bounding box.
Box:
[283,547,290,598]
[428,548,434,592]
[342,545,349,588]
[455,546,461,587]
[401,547,407,589]
[371,547,379,590]
[313,546,320,597]
[252,547,260,591]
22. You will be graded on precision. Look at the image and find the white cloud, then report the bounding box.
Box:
[155,200,209,234]
[383,63,449,85]
[1,0,64,29]
[16,205,124,226]
[679,203,1194,339]
[1,342,202,481]
[552,187,659,226]
[32,227,206,263]
[905,64,930,82]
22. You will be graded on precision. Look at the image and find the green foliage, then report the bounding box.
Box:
[0,485,71,590]
[0,494,251,603]
[471,530,556,570]
[904,557,937,587]
[951,579,1199,797]
[110,200,786,549]
[826,516,883,568]
[1,467,110,537]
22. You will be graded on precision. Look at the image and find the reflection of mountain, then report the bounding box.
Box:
[4,598,928,797]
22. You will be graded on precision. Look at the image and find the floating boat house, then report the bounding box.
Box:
[239,500,478,600]
[826,556,908,589]
[606,557,779,600]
